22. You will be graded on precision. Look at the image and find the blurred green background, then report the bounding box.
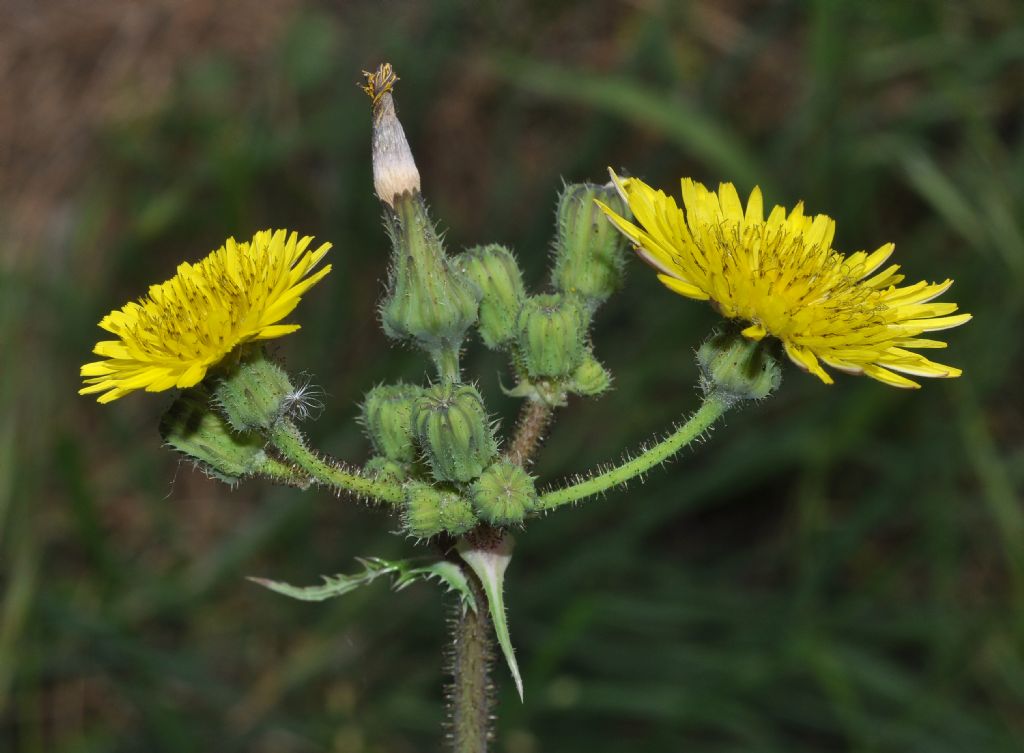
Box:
[2,1,1023,751]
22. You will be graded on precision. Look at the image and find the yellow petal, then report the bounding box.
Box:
[657,274,710,301]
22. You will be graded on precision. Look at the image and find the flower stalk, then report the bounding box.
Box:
[538,392,731,511]
[269,421,404,504]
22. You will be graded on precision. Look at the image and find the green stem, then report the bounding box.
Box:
[538,392,730,511]
[433,345,461,384]
[269,421,404,504]
[254,454,313,488]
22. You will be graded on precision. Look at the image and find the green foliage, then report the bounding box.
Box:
[251,556,478,612]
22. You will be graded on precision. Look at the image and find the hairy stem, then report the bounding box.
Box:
[537,392,730,511]
[504,399,553,466]
[254,454,314,488]
[269,421,404,504]
[433,345,462,384]
[447,571,494,753]
[445,395,550,751]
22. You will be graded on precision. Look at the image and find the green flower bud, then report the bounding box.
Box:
[380,193,480,354]
[516,294,588,379]
[412,383,497,483]
[213,349,295,433]
[360,382,422,462]
[454,244,525,349]
[364,456,408,484]
[697,331,782,404]
[160,388,266,484]
[552,182,630,305]
[570,351,612,397]
[470,459,537,526]
[403,481,477,538]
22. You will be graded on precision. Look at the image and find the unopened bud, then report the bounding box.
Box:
[403,481,477,538]
[516,294,588,379]
[470,459,537,526]
[570,351,612,396]
[380,193,480,353]
[160,388,266,484]
[363,64,421,207]
[213,348,294,433]
[412,383,497,483]
[361,382,422,462]
[552,182,630,305]
[454,244,526,349]
[364,456,408,484]
[697,331,782,403]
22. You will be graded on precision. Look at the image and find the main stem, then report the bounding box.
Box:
[448,554,494,753]
[538,392,730,511]
[447,400,552,752]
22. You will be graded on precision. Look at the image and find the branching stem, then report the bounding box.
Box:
[504,399,553,466]
[269,421,404,504]
[254,454,314,488]
[537,392,730,511]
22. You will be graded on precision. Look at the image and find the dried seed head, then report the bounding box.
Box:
[363,63,421,206]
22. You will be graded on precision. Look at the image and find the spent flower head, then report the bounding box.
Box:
[598,172,971,388]
[80,229,331,402]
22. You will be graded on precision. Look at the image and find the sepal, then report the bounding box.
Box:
[454,244,526,349]
[470,460,537,526]
[213,348,295,433]
[412,383,498,483]
[361,382,422,462]
[697,329,782,404]
[403,481,478,538]
[380,193,480,355]
[516,294,588,380]
[569,351,612,397]
[160,387,268,484]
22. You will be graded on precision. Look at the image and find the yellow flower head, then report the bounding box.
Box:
[597,172,971,388]
[80,229,331,403]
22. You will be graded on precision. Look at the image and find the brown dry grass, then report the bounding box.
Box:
[0,0,300,265]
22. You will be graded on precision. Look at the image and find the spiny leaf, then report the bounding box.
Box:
[396,559,478,612]
[249,556,477,611]
[457,534,523,700]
